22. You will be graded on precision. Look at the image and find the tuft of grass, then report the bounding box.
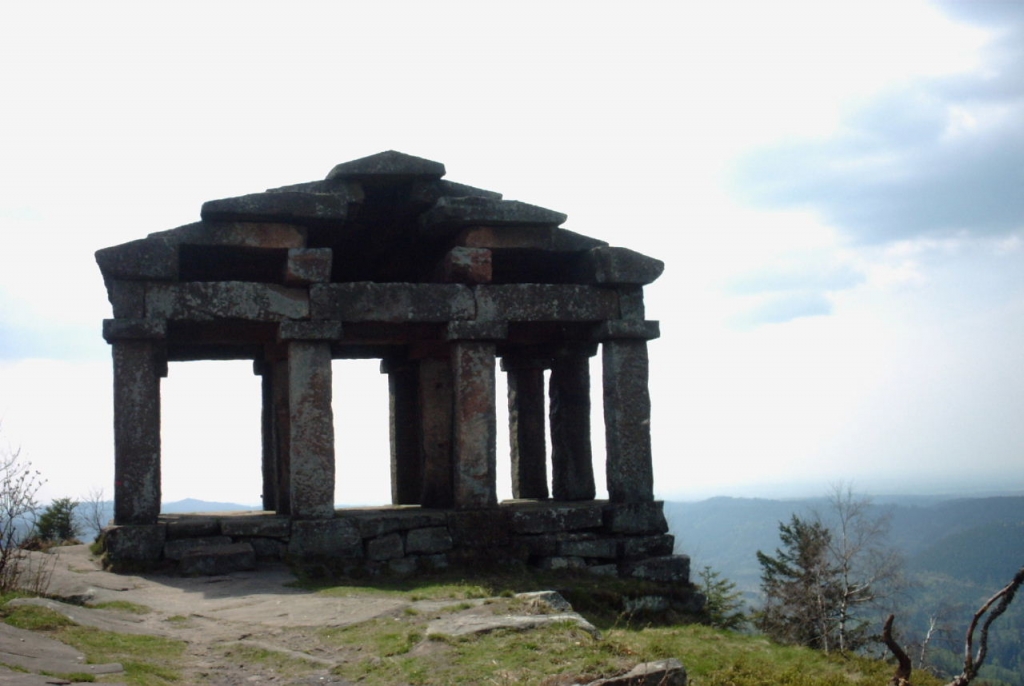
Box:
[89,600,152,615]
[2,604,74,631]
[60,627,186,685]
[218,644,323,675]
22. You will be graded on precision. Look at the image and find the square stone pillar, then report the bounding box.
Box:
[382,359,422,505]
[602,335,655,502]
[549,352,596,501]
[502,358,549,500]
[418,357,454,508]
[111,339,165,525]
[451,340,498,509]
[287,341,336,518]
[257,362,277,511]
[270,360,292,515]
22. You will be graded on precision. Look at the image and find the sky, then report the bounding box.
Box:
[1,1,1022,506]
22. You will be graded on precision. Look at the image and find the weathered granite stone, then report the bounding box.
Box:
[508,503,603,534]
[246,536,287,559]
[594,320,660,341]
[584,658,687,686]
[447,510,510,547]
[446,321,508,341]
[201,191,348,226]
[420,197,567,238]
[617,286,646,320]
[164,517,220,539]
[587,564,619,577]
[108,281,146,318]
[620,534,675,559]
[474,284,618,322]
[349,510,447,539]
[284,248,332,285]
[575,246,665,285]
[557,537,618,559]
[146,282,309,321]
[440,246,492,284]
[289,519,362,557]
[455,226,607,252]
[164,536,232,561]
[149,221,307,249]
[603,502,669,535]
[420,553,449,571]
[419,357,454,508]
[623,595,670,614]
[95,238,178,281]
[625,555,691,583]
[549,354,596,501]
[506,365,548,500]
[288,341,335,519]
[388,557,418,576]
[112,341,163,525]
[278,320,343,341]
[310,283,474,322]
[409,179,502,206]
[366,533,404,561]
[603,340,654,503]
[103,524,166,565]
[220,516,291,538]
[103,318,167,341]
[326,150,446,182]
[179,542,256,576]
[384,362,422,505]
[404,526,453,554]
[513,534,560,557]
[451,341,497,509]
[536,556,585,571]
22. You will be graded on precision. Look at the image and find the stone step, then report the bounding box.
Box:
[179,542,256,576]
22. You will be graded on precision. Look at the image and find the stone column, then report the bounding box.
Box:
[418,357,454,508]
[382,359,422,505]
[549,351,596,501]
[271,360,292,515]
[451,341,497,509]
[280,320,342,519]
[502,357,549,500]
[104,319,168,526]
[256,361,277,511]
[600,321,660,503]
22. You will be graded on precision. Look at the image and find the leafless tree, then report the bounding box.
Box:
[0,427,45,592]
[78,486,110,540]
[883,566,1024,686]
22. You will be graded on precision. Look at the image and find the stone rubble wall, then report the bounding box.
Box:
[102,501,690,584]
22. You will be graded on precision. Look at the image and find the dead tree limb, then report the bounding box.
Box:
[883,614,912,686]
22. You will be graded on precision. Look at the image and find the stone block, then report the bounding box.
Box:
[558,537,618,559]
[617,286,645,320]
[574,246,665,285]
[220,516,291,538]
[603,340,654,503]
[179,542,257,576]
[96,238,179,281]
[474,284,619,322]
[420,553,449,571]
[446,321,508,341]
[536,556,585,571]
[103,318,167,341]
[149,221,307,249]
[513,534,560,557]
[419,197,567,238]
[388,557,418,576]
[246,537,288,559]
[326,150,445,182]
[146,282,309,321]
[586,658,687,686]
[366,533,404,561]
[508,503,604,534]
[108,281,146,318]
[278,320,343,341]
[624,555,691,584]
[103,524,166,565]
[451,341,497,509]
[446,510,510,548]
[288,519,363,558]
[587,564,619,577]
[284,248,332,285]
[201,191,349,226]
[164,517,220,539]
[164,536,232,561]
[440,246,492,284]
[288,341,335,519]
[603,502,668,535]
[619,534,675,559]
[455,226,606,251]
[623,595,671,614]
[404,527,453,554]
[594,320,660,341]
[112,341,163,525]
[310,283,475,322]
[349,511,447,539]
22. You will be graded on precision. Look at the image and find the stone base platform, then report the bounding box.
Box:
[100,500,690,583]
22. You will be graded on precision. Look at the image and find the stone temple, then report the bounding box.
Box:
[95,151,690,584]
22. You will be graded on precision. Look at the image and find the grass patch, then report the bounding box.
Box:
[88,600,152,615]
[2,604,74,631]
[60,627,185,685]
[217,644,323,675]
[321,617,424,658]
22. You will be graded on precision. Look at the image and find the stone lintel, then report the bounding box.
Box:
[594,320,660,341]
[475,284,619,322]
[107,281,146,318]
[287,341,335,519]
[446,321,508,341]
[310,283,475,322]
[419,197,568,239]
[148,221,307,249]
[96,238,179,282]
[146,282,309,321]
[103,318,167,341]
[201,191,349,226]
[500,355,553,372]
[438,246,492,284]
[284,248,332,285]
[278,320,343,341]
[451,341,498,509]
[575,246,665,285]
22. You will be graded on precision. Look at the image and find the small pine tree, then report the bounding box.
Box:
[33,497,79,544]
[699,565,747,630]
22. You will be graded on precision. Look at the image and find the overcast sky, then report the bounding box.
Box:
[1,1,1021,506]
